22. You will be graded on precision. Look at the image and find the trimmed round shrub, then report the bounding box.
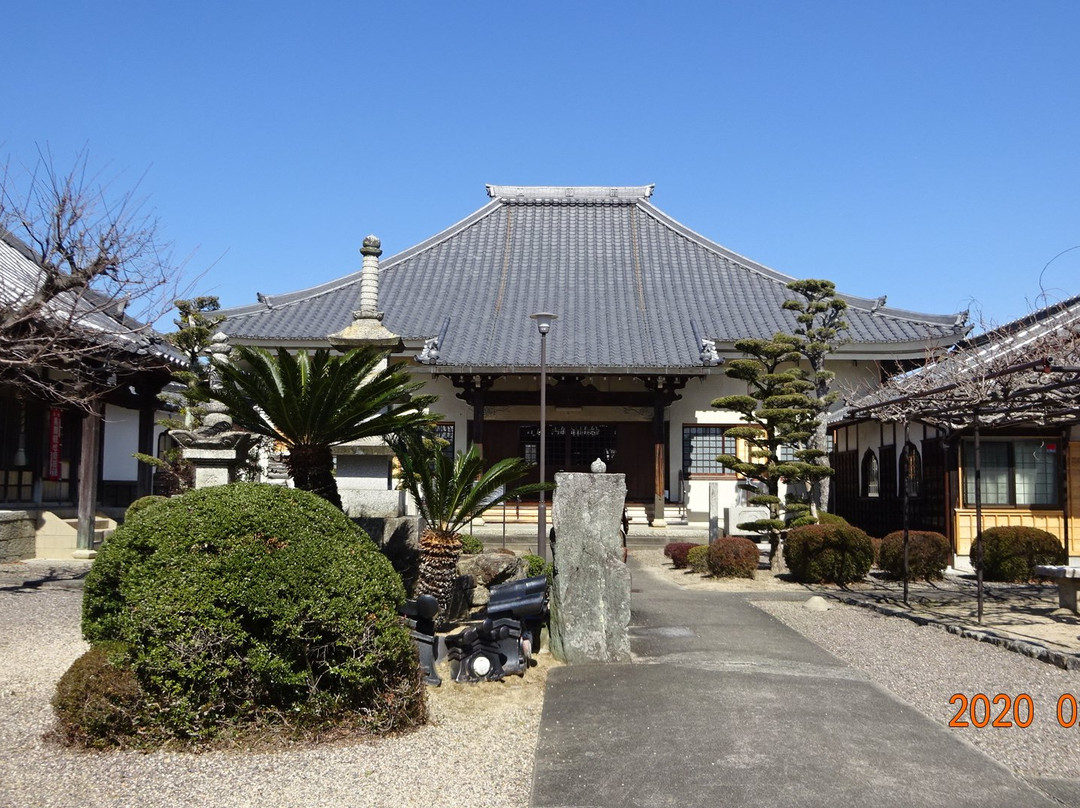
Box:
[687,544,710,574]
[52,643,140,749]
[666,542,701,570]
[73,483,425,748]
[878,531,950,581]
[706,537,759,578]
[460,534,485,555]
[817,512,851,527]
[977,526,1066,582]
[520,552,554,582]
[784,523,874,584]
[124,495,168,519]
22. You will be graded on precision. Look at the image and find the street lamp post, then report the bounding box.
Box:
[529,312,557,560]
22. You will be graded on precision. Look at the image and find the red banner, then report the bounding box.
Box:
[47,408,63,481]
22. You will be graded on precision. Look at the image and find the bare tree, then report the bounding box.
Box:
[847,298,1080,618]
[0,148,178,407]
[0,148,183,553]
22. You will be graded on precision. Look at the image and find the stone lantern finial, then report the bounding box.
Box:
[328,234,401,349]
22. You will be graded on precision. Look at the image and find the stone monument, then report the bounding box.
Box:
[549,471,631,664]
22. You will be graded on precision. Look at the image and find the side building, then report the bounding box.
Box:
[834,295,1080,566]
[0,231,181,560]
[218,184,966,526]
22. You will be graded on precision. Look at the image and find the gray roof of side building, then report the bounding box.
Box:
[219,185,968,370]
[0,230,184,367]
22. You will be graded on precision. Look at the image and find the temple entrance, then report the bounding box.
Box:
[479,420,654,499]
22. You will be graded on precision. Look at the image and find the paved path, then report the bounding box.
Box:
[531,557,1062,808]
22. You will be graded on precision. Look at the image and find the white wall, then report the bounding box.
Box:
[102,404,140,481]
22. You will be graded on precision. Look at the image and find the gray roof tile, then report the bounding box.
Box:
[220,186,966,369]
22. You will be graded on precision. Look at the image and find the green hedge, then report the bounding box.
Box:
[68,483,426,748]
[460,534,485,554]
[706,537,759,578]
[687,544,710,574]
[977,526,1066,582]
[784,523,874,584]
[878,531,950,581]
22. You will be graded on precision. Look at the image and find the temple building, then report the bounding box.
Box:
[218,185,966,525]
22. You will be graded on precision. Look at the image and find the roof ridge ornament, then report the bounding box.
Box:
[485,184,654,201]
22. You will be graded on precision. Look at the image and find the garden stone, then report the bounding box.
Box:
[458,552,527,606]
[804,595,831,612]
[549,472,630,664]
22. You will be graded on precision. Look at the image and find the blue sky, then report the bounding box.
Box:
[4,1,1077,330]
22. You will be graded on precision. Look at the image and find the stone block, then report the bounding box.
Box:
[549,472,631,664]
[0,511,35,562]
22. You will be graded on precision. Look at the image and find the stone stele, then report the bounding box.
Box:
[549,471,631,664]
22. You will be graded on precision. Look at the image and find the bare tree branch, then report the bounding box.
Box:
[0,147,182,408]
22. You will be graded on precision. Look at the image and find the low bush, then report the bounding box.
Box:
[706,537,759,578]
[521,553,554,581]
[687,545,710,574]
[124,495,167,519]
[52,643,140,749]
[784,523,874,584]
[666,542,701,570]
[70,483,426,748]
[459,534,485,554]
[817,512,851,527]
[878,531,950,581]
[978,526,1066,582]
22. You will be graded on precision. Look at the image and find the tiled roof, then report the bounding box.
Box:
[0,231,184,365]
[220,186,966,369]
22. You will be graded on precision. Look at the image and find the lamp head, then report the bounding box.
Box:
[529,312,558,335]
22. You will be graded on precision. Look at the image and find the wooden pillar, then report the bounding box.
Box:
[75,399,104,558]
[472,384,486,460]
[137,403,156,498]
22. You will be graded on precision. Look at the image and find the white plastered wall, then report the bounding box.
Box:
[102,404,139,481]
[669,359,882,520]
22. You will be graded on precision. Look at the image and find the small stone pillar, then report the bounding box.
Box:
[171,332,256,488]
[549,472,631,664]
[708,481,720,543]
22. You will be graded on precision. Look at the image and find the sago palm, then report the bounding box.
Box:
[390,432,550,626]
[209,345,437,509]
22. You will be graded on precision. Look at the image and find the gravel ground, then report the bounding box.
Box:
[0,581,547,808]
[755,598,1080,780]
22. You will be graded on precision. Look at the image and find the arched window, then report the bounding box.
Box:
[898,442,922,498]
[861,449,879,498]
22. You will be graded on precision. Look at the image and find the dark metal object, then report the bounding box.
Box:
[400,593,442,686]
[444,575,549,684]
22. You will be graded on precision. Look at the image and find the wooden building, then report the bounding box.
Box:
[834,296,1080,565]
[218,185,966,524]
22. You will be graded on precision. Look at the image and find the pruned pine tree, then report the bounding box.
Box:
[712,336,829,569]
[389,432,550,628]
[782,279,849,514]
[133,296,224,493]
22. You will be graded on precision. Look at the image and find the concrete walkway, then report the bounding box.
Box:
[530,556,1062,808]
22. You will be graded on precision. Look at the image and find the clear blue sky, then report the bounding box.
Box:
[4,1,1077,331]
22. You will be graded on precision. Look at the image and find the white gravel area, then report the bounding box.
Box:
[756,598,1080,780]
[0,584,546,808]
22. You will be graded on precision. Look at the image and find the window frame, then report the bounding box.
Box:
[861,449,879,498]
[960,437,1060,508]
[681,424,738,478]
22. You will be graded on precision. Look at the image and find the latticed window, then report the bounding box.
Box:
[962,438,1059,507]
[861,449,879,497]
[682,426,737,476]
